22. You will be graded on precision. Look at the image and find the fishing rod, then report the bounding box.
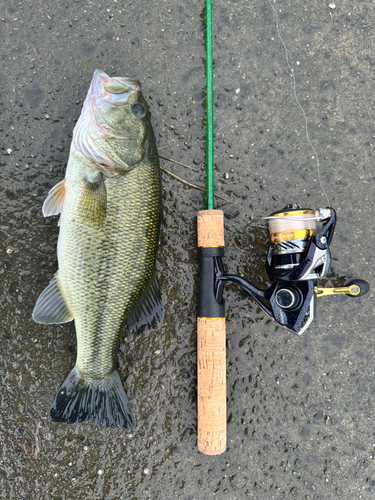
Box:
[197,0,226,456]
[197,0,369,456]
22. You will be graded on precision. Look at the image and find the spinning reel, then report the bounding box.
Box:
[198,205,369,335]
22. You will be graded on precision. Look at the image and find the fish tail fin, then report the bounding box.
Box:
[49,367,135,429]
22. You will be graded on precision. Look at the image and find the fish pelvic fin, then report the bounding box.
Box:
[32,273,73,324]
[78,172,107,229]
[43,179,66,217]
[49,367,135,429]
[126,267,164,334]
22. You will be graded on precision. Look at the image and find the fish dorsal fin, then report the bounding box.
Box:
[32,273,73,324]
[126,268,164,334]
[79,172,107,229]
[43,179,66,217]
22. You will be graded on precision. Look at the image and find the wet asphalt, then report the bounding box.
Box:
[0,0,374,498]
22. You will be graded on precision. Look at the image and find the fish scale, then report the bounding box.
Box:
[33,70,163,428]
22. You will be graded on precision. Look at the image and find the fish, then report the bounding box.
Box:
[32,69,163,429]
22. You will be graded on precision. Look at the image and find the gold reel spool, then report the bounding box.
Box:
[267,208,320,271]
[268,209,317,250]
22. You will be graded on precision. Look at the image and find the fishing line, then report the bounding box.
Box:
[268,0,331,208]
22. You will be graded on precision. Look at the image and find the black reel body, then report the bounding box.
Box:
[198,205,369,335]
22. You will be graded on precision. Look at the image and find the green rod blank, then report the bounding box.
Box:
[206,0,214,210]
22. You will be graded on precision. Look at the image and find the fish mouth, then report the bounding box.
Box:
[92,69,141,104]
[104,75,141,92]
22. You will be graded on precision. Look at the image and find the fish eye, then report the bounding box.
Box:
[131,103,146,118]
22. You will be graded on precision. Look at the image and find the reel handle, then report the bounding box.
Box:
[315,279,370,297]
[197,210,226,455]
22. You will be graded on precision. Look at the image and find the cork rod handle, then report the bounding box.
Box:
[197,210,226,455]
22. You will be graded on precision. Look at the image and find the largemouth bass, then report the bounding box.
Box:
[32,69,163,428]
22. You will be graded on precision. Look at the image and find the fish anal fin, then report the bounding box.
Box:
[32,273,73,324]
[126,268,164,334]
[43,179,66,217]
[79,172,107,229]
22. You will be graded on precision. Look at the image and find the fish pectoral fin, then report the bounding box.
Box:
[32,273,73,324]
[79,172,107,228]
[126,267,164,334]
[42,179,66,217]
